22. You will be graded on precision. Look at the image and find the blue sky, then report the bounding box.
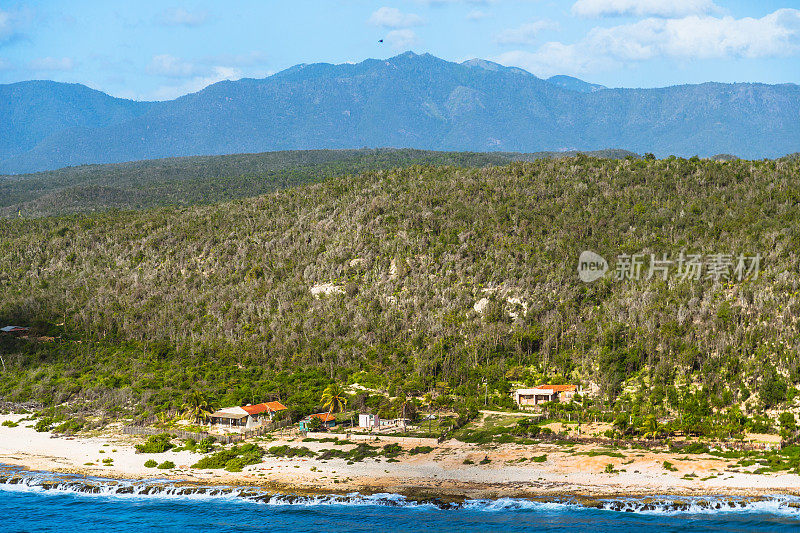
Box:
[1,0,799,100]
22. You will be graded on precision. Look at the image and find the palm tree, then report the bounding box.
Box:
[640,414,660,440]
[321,383,348,419]
[182,390,214,424]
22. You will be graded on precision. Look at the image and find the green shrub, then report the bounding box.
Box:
[266,445,315,458]
[192,444,266,469]
[673,442,709,454]
[53,419,84,434]
[34,418,54,432]
[382,443,402,457]
[144,459,158,468]
[1,421,19,428]
[157,461,175,469]
[408,446,434,455]
[136,434,174,453]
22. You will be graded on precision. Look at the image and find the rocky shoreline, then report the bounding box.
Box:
[3,463,800,514]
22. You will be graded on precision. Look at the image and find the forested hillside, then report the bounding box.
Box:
[0,148,636,217]
[1,156,799,437]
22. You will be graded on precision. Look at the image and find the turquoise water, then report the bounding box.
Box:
[3,467,800,532]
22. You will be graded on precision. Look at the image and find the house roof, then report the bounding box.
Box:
[1,326,29,333]
[265,401,288,412]
[210,406,249,419]
[304,412,336,422]
[241,402,288,415]
[536,384,577,392]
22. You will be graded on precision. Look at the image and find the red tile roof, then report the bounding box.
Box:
[309,413,336,422]
[264,401,288,412]
[537,384,577,392]
[241,401,288,415]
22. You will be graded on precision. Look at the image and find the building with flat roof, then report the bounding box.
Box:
[513,384,578,407]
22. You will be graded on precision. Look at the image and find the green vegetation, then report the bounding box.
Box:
[157,461,175,470]
[408,446,434,455]
[576,450,625,458]
[1,149,632,218]
[321,383,348,416]
[144,459,158,468]
[264,445,315,459]
[2,156,800,441]
[1,420,18,427]
[192,444,265,472]
[316,442,407,462]
[663,461,678,472]
[173,437,216,453]
[135,434,174,454]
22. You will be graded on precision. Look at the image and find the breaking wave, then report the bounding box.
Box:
[2,464,800,516]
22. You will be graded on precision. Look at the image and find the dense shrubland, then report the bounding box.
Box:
[0,148,634,217]
[1,155,799,439]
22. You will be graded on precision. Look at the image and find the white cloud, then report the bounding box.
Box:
[151,66,240,101]
[590,10,800,60]
[385,29,420,50]
[369,7,424,29]
[572,0,719,19]
[156,8,208,27]
[145,52,274,99]
[0,7,31,45]
[495,44,614,78]
[466,10,490,21]
[495,20,558,45]
[147,54,199,78]
[28,57,75,71]
[0,10,12,42]
[494,9,800,77]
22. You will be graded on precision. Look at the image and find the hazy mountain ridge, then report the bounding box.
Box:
[1,52,798,173]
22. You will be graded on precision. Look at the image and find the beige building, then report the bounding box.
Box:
[513,384,578,407]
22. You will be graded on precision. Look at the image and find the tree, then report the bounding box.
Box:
[779,412,796,439]
[181,390,214,424]
[307,416,323,432]
[321,383,348,416]
[760,370,787,408]
[640,414,661,440]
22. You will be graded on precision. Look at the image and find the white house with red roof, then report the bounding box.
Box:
[209,401,288,429]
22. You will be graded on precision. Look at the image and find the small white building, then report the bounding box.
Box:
[359,413,380,429]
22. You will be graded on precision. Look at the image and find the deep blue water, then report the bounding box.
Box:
[4,487,800,533]
[2,466,800,532]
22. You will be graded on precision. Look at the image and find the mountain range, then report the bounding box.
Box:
[2,52,798,174]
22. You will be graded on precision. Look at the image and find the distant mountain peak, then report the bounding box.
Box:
[1,52,798,173]
[461,58,532,76]
[546,75,606,93]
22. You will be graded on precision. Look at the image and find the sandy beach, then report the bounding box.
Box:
[2,413,799,501]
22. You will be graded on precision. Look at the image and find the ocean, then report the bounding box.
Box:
[2,466,800,532]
